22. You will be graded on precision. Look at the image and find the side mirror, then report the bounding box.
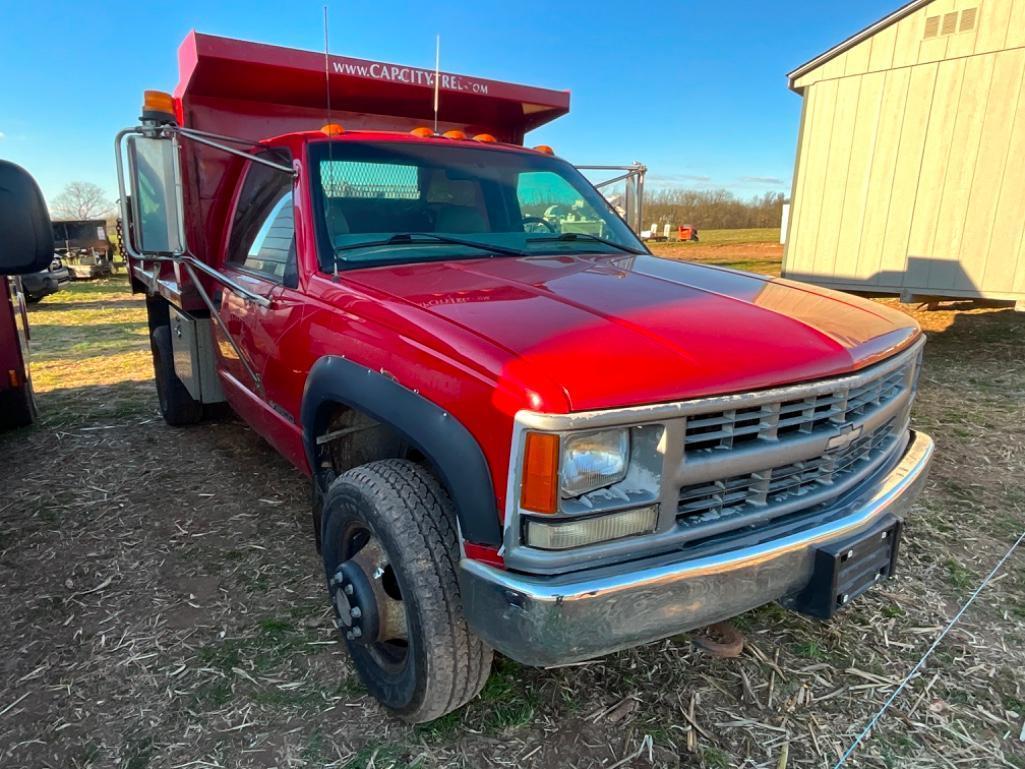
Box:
[123,134,185,254]
[0,160,54,274]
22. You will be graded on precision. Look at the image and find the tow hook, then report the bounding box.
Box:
[330,560,380,645]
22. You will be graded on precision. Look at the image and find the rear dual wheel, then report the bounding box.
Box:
[321,459,493,722]
[150,325,203,426]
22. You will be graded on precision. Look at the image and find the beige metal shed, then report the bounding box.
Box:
[783,0,1025,304]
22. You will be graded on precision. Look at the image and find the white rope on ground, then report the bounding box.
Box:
[832,527,1025,769]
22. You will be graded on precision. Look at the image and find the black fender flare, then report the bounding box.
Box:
[301,356,502,547]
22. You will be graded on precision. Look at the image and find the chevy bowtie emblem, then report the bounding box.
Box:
[825,423,863,453]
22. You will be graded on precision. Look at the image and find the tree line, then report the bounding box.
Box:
[643,190,787,231]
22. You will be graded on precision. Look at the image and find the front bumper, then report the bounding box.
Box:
[460,430,933,666]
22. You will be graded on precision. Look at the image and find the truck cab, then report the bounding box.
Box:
[116,33,934,723]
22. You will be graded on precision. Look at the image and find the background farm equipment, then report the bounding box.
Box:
[51,219,115,279]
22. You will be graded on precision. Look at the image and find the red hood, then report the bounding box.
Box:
[345,254,920,412]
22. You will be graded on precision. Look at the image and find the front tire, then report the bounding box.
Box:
[321,459,492,722]
[151,325,202,426]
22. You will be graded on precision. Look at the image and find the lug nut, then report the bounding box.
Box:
[351,627,362,638]
[350,607,362,619]
[344,584,354,595]
[345,630,353,640]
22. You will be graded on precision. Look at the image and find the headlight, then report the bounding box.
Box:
[560,429,629,498]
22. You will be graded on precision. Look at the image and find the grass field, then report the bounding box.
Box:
[648,228,783,276]
[2,246,1025,768]
[26,278,152,427]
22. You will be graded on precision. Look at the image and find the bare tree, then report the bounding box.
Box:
[645,189,787,230]
[50,181,115,220]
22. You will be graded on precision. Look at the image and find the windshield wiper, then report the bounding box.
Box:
[527,232,646,255]
[334,232,527,257]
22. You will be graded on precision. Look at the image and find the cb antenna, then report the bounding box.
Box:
[433,34,440,135]
[323,5,339,278]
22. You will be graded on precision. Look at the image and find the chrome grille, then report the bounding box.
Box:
[678,418,900,527]
[683,362,910,454]
[673,346,922,538]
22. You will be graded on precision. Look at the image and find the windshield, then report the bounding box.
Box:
[309,141,646,269]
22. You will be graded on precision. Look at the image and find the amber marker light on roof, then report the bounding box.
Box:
[410,126,435,137]
[142,90,175,117]
[321,123,345,136]
[520,432,560,514]
[532,144,554,155]
[442,129,467,140]
[473,133,497,143]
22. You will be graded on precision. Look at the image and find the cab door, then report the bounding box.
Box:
[217,153,308,466]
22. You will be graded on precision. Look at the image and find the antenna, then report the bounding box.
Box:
[433,34,440,135]
[323,6,333,125]
[323,5,339,278]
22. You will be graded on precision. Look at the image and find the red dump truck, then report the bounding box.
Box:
[0,161,53,430]
[113,33,934,722]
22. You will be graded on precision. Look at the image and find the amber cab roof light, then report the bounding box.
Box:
[410,126,435,137]
[141,90,177,124]
[321,123,345,136]
[532,144,555,155]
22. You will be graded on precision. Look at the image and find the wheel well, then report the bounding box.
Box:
[310,403,430,552]
[317,404,412,476]
[302,356,503,548]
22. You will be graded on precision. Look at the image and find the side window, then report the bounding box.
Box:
[227,152,296,285]
[516,171,610,238]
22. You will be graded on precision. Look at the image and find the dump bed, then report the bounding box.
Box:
[168,32,569,291]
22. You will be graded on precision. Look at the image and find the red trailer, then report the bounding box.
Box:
[113,33,934,723]
[0,276,35,429]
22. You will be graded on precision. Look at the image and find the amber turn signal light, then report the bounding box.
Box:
[520,432,560,514]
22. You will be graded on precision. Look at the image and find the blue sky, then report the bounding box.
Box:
[0,1,901,206]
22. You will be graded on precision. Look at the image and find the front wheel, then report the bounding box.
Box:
[321,459,493,722]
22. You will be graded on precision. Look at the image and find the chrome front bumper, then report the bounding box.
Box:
[460,430,934,666]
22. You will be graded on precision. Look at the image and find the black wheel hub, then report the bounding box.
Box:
[330,560,380,645]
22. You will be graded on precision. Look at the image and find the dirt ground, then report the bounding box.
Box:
[2,255,1024,769]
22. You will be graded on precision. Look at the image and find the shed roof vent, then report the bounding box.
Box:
[960,7,978,31]
[924,16,940,38]
[942,11,959,35]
